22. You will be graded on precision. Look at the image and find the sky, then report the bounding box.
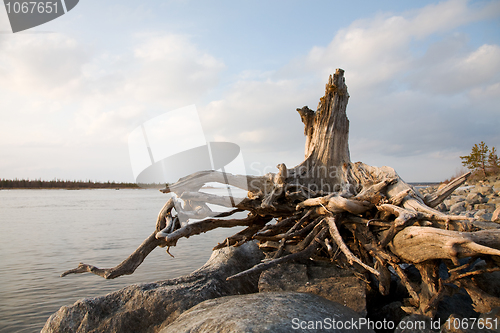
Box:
[0,0,499,183]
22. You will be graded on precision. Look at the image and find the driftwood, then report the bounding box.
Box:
[62,69,500,317]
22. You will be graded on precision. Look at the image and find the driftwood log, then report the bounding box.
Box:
[62,69,500,317]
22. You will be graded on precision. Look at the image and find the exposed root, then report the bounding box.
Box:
[162,213,269,247]
[226,227,328,281]
[423,171,471,208]
[61,232,163,279]
[326,215,380,277]
[389,226,500,264]
[62,69,500,317]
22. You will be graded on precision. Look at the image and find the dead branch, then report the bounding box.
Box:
[326,215,380,276]
[389,226,500,264]
[297,193,373,215]
[61,231,163,279]
[423,172,471,208]
[226,227,328,281]
[61,68,500,317]
[161,213,269,247]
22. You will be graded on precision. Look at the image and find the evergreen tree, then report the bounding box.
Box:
[460,141,498,178]
[489,146,499,172]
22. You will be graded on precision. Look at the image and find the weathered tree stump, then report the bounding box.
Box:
[62,69,500,317]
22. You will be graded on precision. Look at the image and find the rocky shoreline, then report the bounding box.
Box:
[42,175,500,333]
[419,175,500,225]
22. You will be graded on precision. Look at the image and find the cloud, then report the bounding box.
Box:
[1,0,499,182]
[129,33,225,106]
[199,0,500,181]
[0,32,226,180]
[406,0,500,37]
[299,0,500,94]
[0,32,226,140]
[304,1,499,178]
[408,43,500,94]
[199,78,315,173]
[0,34,88,98]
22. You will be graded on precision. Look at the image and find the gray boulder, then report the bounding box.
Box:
[455,188,470,196]
[474,203,496,213]
[466,192,486,205]
[443,199,453,210]
[475,210,493,221]
[42,241,265,333]
[447,196,466,206]
[476,185,495,196]
[489,197,500,207]
[450,201,467,215]
[161,292,375,333]
[258,261,367,315]
[436,202,448,212]
[471,220,500,230]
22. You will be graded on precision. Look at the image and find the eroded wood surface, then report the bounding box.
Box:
[63,69,500,316]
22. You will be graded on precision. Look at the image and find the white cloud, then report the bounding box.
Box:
[199,78,314,173]
[407,0,500,37]
[301,0,500,95]
[469,82,500,100]
[407,43,500,94]
[128,33,225,105]
[1,0,499,183]
[0,32,226,140]
[0,32,226,180]
[197,0,500,181]
[0,34,88,98]
[196,78,321,176]
[0,4,13,32]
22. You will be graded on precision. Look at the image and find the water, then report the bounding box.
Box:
[0,189,246,332]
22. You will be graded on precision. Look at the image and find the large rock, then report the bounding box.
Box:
[450,201,467,215]
[471,261,500,298]
[258,261,367,315]
[42,241,265,333]
[454,187,471,196]
[476,185,495,196]
[160,292,375,333]
[466,192,486,205]
[436,202,448,212]
[445,196,465,207]
[471,220,500,230]
[474,203,496,213]
[369,301,408,327]
[475,210,493,221]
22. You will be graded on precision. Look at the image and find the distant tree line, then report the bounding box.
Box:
[0,179,143,189]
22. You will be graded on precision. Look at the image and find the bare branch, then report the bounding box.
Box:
[226,227,328,281]
[389,226,500,264]
[326,215,380,277]
[163,214,268,247]
[423,172,471,207]
[61,232,162,279]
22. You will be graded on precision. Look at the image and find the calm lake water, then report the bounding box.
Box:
[0,189,245,333]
